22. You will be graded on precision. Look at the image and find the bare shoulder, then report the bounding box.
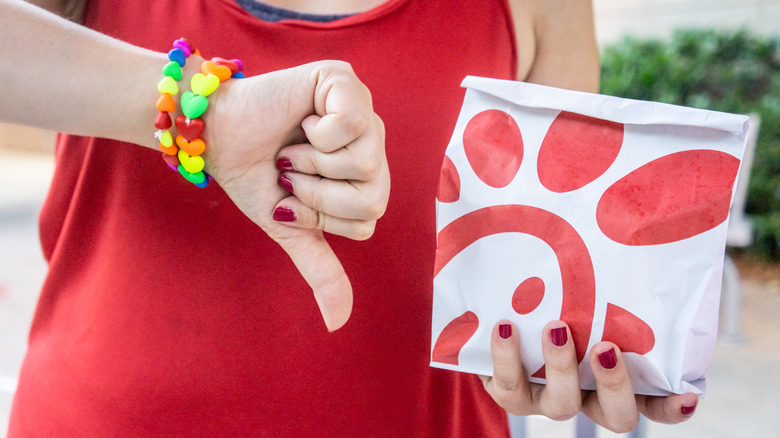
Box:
[506,0,599,93]
[24,0,87,22]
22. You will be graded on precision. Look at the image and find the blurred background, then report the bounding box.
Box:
[1,0,779,436]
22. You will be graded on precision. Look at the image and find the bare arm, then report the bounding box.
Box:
[488,1,697,432]
[2,0,163,147]
[0,0,390,332]
[509,0,600,93]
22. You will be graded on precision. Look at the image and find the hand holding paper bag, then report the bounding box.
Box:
[431,77,749,396]
[480,320,700,432]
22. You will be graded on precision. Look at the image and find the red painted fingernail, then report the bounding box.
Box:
[499,324,512,339]
[278,174,294,193]
[276,157,294,171]
[598,348,617,369]
[272,206,296,222]
[550,327,567,347]
[681,404,696,416]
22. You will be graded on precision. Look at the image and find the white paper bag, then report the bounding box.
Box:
[430,76,750,396]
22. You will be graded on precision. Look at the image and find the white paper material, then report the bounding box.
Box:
[430,76,750,396]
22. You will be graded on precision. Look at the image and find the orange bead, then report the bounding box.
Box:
[176,135,206,156]
[201,60,232,82]
[159,141,178,156]
[156,93,175,112]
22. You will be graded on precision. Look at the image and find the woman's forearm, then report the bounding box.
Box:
[1,0,169,149]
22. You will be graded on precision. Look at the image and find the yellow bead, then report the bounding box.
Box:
[178,148,205,174]
[191,73,219,97]
[159,130,173,147]
[157,76,178,95]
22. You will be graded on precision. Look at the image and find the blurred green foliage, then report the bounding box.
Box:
[600,29,780,260]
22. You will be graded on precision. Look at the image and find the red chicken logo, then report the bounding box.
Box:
[431,104,742,384]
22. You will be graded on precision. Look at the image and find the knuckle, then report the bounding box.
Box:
[351,184,388,220]
[601,377,631,394]
[351,153,381,180]
[606,415,640,434]
[339,109,369,139]
[315,211,328,231]
[496,379,521,394]
[545,360,579,378]
[330,59,354,74]
[493,395,532,417]
[544,403,580,421]
[304,152,320,174]
[490,390,515,410]
[363,195,388,220]
[308,178,328,212]
[351,221,376,241]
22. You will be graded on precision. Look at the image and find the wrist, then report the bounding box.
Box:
[150,40,244,187]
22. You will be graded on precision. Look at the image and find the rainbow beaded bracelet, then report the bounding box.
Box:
[153,38,244,188]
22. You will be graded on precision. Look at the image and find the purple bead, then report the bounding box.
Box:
[172,39,192,57]
[231,58,243,72]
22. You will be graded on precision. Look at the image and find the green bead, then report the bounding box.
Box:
[180,91,208,119]
[178,164,206,184]
[162,61,182,81]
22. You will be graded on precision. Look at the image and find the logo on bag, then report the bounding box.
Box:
[432,109,740,377]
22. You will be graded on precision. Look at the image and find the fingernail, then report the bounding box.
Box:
[550,327,568,347]
[681,404,697,416]
[276,157,294,171]
[499,324,512,339]
[598,348,617,369]
[272,206,296,222]
[278,174,294,193]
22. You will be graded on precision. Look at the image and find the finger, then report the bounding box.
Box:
[272,197,378,241]
[277,114,385,181]
[535,322,581,421]
[581,342,640,433]
[638,392,699,424]
[483,321,533,415]
[270,226,353,332]
[304,62,372,153]
[277,171,388,221]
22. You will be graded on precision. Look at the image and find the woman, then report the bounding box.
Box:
[3,0,697,435]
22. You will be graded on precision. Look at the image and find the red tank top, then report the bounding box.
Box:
[9,1,517,436]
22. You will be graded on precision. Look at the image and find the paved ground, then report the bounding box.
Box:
[1,147,778,437]
[0,148,52,435]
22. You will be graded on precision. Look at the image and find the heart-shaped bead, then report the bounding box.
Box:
[159,141,178,156]
[162,152,180,170]
[162,61,182,80]
[157,76,178,95]
[172,38,192,57]
[156,129,173,147]
[231,59,244,72]
[176,135,205,156]
[191,73,220,97]
[156,93,175,112]
[168,48,186,67]
[175,115,205,142]
[212,57,239,75]
[154,111,172,130]
[178,149,205,174]
[202,60,233,81]
[181,91,208,119]
[178,165,206,185]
